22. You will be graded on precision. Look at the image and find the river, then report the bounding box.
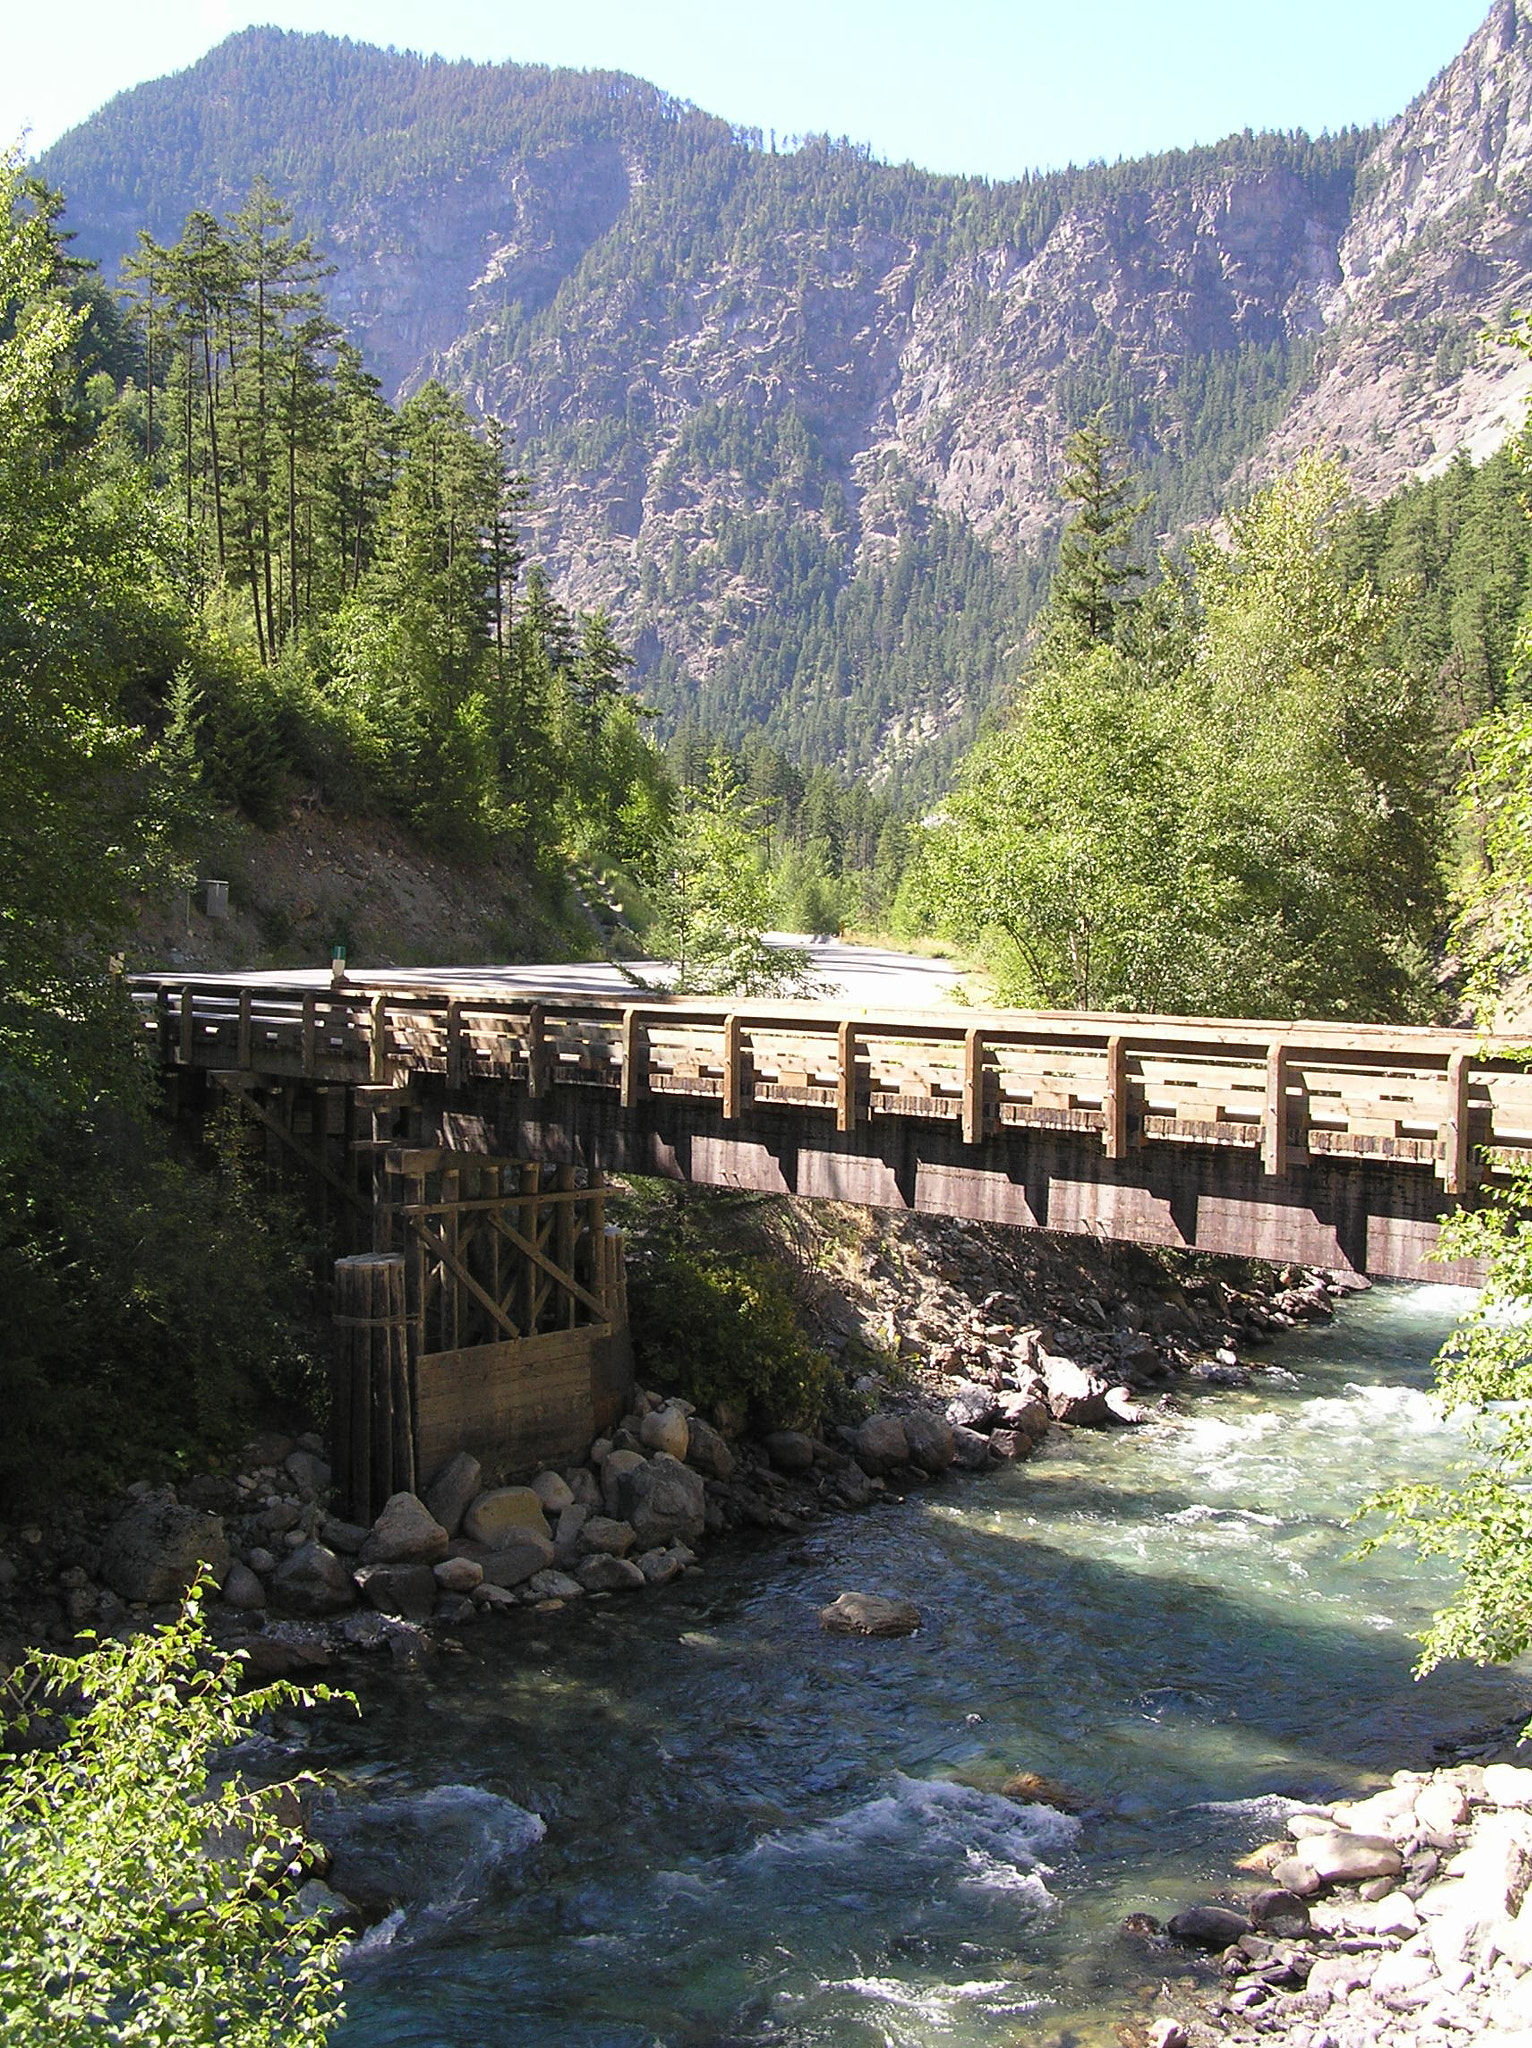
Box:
[301,1281,1531,2047]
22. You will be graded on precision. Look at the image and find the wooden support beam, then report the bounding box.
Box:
[1103,1034,1127,1159]
[962,1028,986,1146]
[722,1013,742,1122]
[837,1021,859,1134]
[237,988,252,1070]
[446,1000,464,1090]
[620,1007,648,1110]
[485,1207,611,1323]
[179,985,194,1065]
[526,1003,547,1098]
[301,993,317,1078]
[370,992,390,1085]
[215,1075,371,1216]
[1439,1049,1473,1195]
[408,1213,522,1342]
[1263,1040,1290,1178]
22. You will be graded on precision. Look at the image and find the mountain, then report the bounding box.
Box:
[36,6,1532,788]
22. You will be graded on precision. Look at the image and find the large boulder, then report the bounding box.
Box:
[359,1493,449,1567]
[684,1416,735,1481]
[627,1454,706,1547]
[902,1410,956,1473]
[577,1553,646,1592]
[819,1592,921,1637]
[100,1493,230,1603]
[1167,1904,1249,1949]
[271,1540,355,1617]
[601,1448,648,1519]
[1039,1355,1112,1427]
[1301,1831,1404,1885]
[354,1563,437,1623]
[995,1390,1051,1440]
[639,1403,690,1460]
[285,1449,331,1498]
[461,1530,555,1588]
[423,1453,482,1538]
[578,1515,636,1557]
[463,1488,551,1548]
[852,1414,909,1475]
[764,1430,815,1474]
[950,1425,992,1469]
[944,1382,999,1432]
[553,1503,589,1565]
[530,1471,575,1517]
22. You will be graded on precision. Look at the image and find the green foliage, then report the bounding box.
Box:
[0,1585,348,2045]
[649,759,811,994]
[628,1241,839,1435]
[918,455,1445,1018]
[1053,416,1147,647]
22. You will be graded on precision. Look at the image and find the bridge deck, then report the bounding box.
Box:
[133,975,1532,1281]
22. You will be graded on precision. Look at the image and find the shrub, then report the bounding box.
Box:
[628,1246,840,1433]
[0,1584,348,2045]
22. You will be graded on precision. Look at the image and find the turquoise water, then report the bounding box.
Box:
[309,1282,1530,2047]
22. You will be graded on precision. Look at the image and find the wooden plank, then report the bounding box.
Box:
[621,1007,648,1110]
[446,1000,464,1089]
[837,1020,859,1134]
[485,1207,611,1324]
[301,993,317,1077]
[215,1075,371,1215]
[1439,1049,1473,1195]
[179,985,194,1065]
[1263,1040,1289,1178]
[962,1028,985,1147]
[1103,1033,1127,1159]
[237,988,252,1070]
[526,1003,547,1098]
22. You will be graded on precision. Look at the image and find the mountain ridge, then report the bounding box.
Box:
[36,8,1532,785]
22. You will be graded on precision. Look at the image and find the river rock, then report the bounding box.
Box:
[638,1546,685,1586]
[1415,1777,1469,1835]
[530,1471,575,1516]
[1249,1887,1312,1938]
[577,1553,645,1592]
[819,1592,921,1637]
[320,1518,367,1556]
[566,1468,602,1510]
[359,1493,449,1567]
[271,1540,355,1617]
[554,1503,589,1564]
[463,1488,551,1548]
[628,1454,706,1546]
[433,1556,483,1594]
[1167,1904,1250,1948]
[903,1410,956,1473]
[355,1562,437,1622]
[765,1430,816,1474]
[639,1403,690,1459]
[1303,1830,1404,1884]
[1040,1355,1112,1426]
[995,1391,1050,1439]
[472,1530,555,1587]
[1270,1855,1323,1897]
[578,1515,636,1557]
[684,1416,734,1480]
[601,1448,648,1517]
[528,1569,585,1599]
[1002,1771,1084,1811]
[285,1450,331,1497]
[422,1453,482,1537]
[1103,1386,1149,1425]
[100,1493,231,1603]
[832,1462,878,1507]
[221,1561,266,1611]
[944,1381,999,1431]
[988,1429,1029,1460]
[852,1414,909,1475]
[1485,1764,1532,1809]
[951,1425,992,1469]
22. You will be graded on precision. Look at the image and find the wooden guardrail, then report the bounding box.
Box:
[131,977,1532,1196]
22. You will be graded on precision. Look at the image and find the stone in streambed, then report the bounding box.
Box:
[950,1426,992,1469]
[355,1562,437,1622]
[765,1430,816,1474]
[851,1414,908,1475]
[460,1530,555,1587]
[902,1409,956,1473]
[1002,1771,1085,1812]
[423,1452,482,1537]
[1270,1855,1323,1897]
[944,1381,999,1431]
[359,1493,449,1566]
[1484,1764,1532,1808]
[627,1453,705,1546]
[1249,1887,1312,1938]
[577,1553,645,1592]
[528,1569,585,1600]
[601,1448,647,1517]
[1040,1355,1112,1427]
[988,1429,1031,1461]
[1166,1904,1250,1949]
[819,1592,921,1637]
[578,1515,636,1557]
[463,1488,551,1548]
[221,1560,266,1611]
[554,1503,588,1564]
[638,1546,685,1586]
[270,1540,355,1617]
[433,1556,484,1594]
[1303,1830,1404,1884]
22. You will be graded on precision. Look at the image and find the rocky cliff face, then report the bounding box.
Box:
[37,8,1532,778]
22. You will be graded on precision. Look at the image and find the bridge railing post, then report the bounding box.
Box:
[620,1007,648,1109]
[1438,1049,1473,1195]
[722,1014,742,1122]
[1263,1040,1290,1177]
[1102,1034,1127,1159]
[836,1021,860,1134]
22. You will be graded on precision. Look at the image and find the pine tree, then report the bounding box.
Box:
[1053,416,1147,647]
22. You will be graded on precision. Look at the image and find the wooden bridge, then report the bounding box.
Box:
[135,974,1531,1287]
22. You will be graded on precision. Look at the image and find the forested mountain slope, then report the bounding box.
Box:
[38,3,1532,787]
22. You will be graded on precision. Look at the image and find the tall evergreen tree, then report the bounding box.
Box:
[1053,417,1146,648]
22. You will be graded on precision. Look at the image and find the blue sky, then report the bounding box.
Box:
[9,1,1491,181]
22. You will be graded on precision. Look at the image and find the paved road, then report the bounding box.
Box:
[188,937,969,1013]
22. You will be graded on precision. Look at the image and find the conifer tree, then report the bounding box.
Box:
[1053,416,1146,647]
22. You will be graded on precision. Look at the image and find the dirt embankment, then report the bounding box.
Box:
[127,807,579,975]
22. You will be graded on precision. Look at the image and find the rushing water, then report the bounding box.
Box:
[298,1281,1532,2047]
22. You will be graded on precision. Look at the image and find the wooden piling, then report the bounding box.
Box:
[331,1251,409,1525]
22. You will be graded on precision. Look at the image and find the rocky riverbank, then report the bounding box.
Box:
[1131,1757,1532,2048]
[0,1213,1353,1680]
